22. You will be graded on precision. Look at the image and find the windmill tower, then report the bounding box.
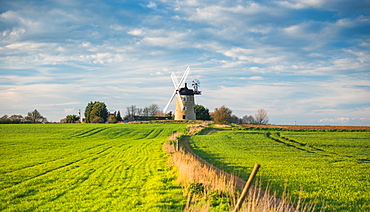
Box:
[163,66,202,120]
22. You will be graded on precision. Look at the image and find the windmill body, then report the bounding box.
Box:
[175,83,196,120]
[163,67,201,120]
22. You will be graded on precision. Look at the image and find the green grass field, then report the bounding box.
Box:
[190,129,370,211]
[0,123,188,211]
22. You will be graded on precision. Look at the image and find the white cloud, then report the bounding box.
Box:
[319,117,350,123]
[109,24,126,31]
[249,76,263,80]
[220,60,247,68]
[128,29,144,36]
[147,1,157,9]
[3,41,51,50]
[183,2,280,29]
[64,108,76,113]
[141,30,192,48]
[277,0,326,9]
[1,27,26,42]
[318,116,369,125]
[219,47,287,65]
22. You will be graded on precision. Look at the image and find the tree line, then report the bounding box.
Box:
[81,102,211,123]
[125,104,162,121]
[0,109,47,124]
[211,106,269,125]
[78,101,268,125]
[0,102,269,125]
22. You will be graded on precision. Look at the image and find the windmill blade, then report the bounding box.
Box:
[176,91,184,109]
[177,66,190,90]
[163,89,177,113]
[171,72,179,88]
[163,66,190,113]
[193,79,200,85]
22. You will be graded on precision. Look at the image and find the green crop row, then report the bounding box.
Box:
[0,123,188,211]
[189,130,370,211]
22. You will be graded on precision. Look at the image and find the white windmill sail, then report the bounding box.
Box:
[171,72,179,88]
[170,72,184,109]
[163,66,190,113]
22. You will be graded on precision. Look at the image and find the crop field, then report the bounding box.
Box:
[189,129,370,211]
[240,124,370,131]
[0,123,188,211]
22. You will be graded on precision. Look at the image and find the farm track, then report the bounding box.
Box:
[0,132,111,176]
[71,127,109,138]
[0,143,114,191]
[0,142,112,188]
[146,128,164,139]
[268,133,370,163]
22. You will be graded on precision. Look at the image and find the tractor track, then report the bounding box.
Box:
[268,133,369,163]
[0,144,113,191]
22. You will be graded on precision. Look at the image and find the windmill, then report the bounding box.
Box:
[163,66,201,120]
[192,79,201,94]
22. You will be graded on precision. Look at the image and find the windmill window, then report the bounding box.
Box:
[183,97,187,101]
[182,106,187,111]
[183,115,186,119]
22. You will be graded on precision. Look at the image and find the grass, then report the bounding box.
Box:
[189,129,370,211]
[166,143,305,212]
[165,125,310,211]
[0,123,188,211]
[3,123,368,211]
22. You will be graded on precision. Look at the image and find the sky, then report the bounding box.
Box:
[0,0,369,125]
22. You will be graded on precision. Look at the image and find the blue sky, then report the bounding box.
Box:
[1,0,369,125]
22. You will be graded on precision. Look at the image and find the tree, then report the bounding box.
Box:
[108,115,118,123]
[9,115,24,124]
[142,107,149,117]
[90,102,108,123]
[148,104,159,116]
[0,115,10,124]
[195,104,211,120]
[84,101,95,123]
[165,111,174,119]
[84,101,108,123]
[126,105,137,121]
[116,110,123,122]
[65,115,80,123]
[242,115,255,124]
[136,108,143,116]
[155,111,165,117]
[0,115,24,124]
[230,115,240,124]
[25,109,47,123]
[92,116,104,123]
[212,106,232,124]
[254,109,269,124]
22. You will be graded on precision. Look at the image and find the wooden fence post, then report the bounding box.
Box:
[232,163,261,212]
